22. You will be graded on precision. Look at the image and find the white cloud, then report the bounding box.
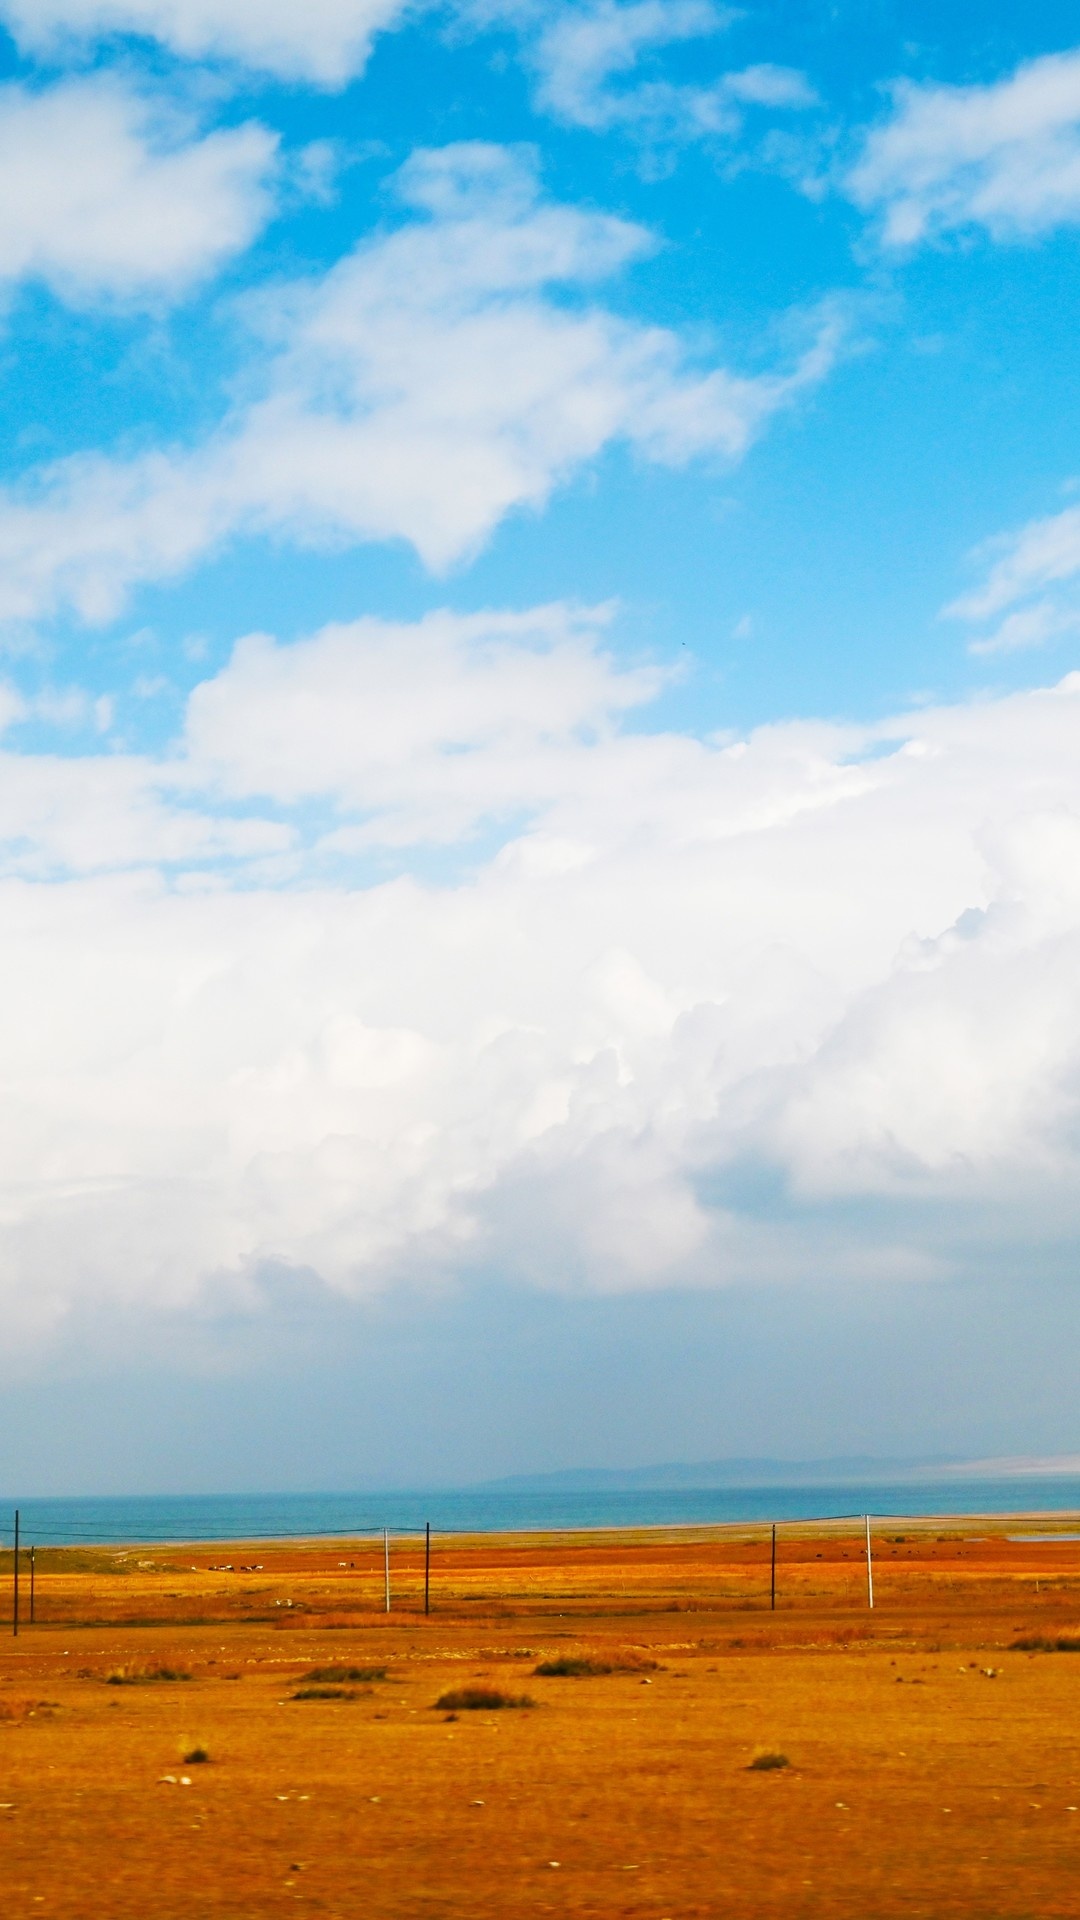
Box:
[945,500,1080,654]
[0,744,291,881]
[0,143,841,623]
[530,0,813,144]
[1,0,815,137]
[0,0,409,86]
[0,77,277,302]
[533,0,721,127]
[2,609,1080,1338]
[185,602,667,843]
[848,48,1080,246]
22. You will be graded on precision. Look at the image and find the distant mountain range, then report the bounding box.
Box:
[481,1453,1080,1491]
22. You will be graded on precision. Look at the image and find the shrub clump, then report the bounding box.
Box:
[183,1746,210,1764]
[748,1751,790,1771]
[292,1687,358,1701]
[106,1665,191,1686]
[534,1654,660,1677]
[433,1687,534,1712]
[1011,1635,1080,1652]
[302,1665,386,1683]
[535,1657,614,1677]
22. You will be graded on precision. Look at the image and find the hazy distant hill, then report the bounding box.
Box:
[481,1453,1080,1491]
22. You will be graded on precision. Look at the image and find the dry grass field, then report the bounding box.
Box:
[2,1519,1080,1918]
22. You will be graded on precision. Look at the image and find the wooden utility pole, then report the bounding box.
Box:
[29,1544,34,1625]
[12,1509,18,1637]
[384,1528,390,1613]
[770,1523,776,1611]
[865,1514,874,1610]
[424,1522,431,1616]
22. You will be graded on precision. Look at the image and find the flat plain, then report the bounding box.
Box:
[2,1519,1080,1918]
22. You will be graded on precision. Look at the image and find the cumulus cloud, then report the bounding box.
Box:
[945,498,1080,654]
[1,606,1080,1339]
[0,76,277,302]
[848,48,1080,246]
[530,0,814,146]
[0,143,841,624]
[0,0,409,86]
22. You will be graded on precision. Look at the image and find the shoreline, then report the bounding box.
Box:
[8,1505,1080,1554]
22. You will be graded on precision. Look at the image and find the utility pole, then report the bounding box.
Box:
[770,1523,776,1611]
[12,1509,18,1637]
[384,1527,390,1613]
[424,1522,431,1616]
[865,1514,874,1610]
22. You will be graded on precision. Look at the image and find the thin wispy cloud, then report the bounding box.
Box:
[529,0,813,147]
[946,500,1080,654]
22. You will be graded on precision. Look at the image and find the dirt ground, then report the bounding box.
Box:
[2,1517,1080,1918]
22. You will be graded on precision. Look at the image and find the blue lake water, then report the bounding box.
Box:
[4,1478,1080,1546]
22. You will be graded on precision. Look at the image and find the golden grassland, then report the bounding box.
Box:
[2,1518,1080,1916]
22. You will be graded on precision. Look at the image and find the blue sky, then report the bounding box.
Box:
[6,0,1080,720]
[2,1,1080,1490]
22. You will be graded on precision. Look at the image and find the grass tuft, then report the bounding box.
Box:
[433,1687,534,1711]
[302,1665,386,1683]
[748,1751,790,1771]
[1010,1635,1080,1652]
[534,1654,660,1677]
[183,1746,210,1764]
[535,1657,614,1677]
[105,1665,191,1686]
